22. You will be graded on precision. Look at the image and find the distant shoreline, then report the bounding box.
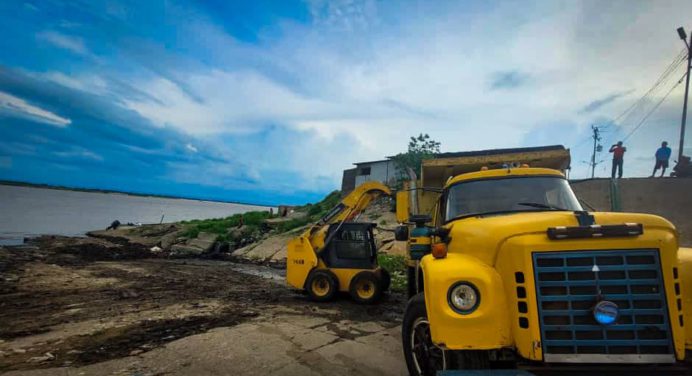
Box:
[0,180,274,208]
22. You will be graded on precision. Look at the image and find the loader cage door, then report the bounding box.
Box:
[321,222,377,269]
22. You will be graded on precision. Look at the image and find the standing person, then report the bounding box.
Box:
[609,141,626,179]
[651,141,672,177]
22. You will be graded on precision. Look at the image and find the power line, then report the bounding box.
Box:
[612,49,687,124]
[573,135,594,149]
[622,71,688,141]
[603,50,688,146]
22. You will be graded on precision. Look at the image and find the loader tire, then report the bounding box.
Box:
[306,269,338,302]
[349,271,382,304]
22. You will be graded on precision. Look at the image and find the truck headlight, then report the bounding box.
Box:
[447,282,480,314]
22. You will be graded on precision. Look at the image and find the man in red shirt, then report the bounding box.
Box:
[609,141,626,178]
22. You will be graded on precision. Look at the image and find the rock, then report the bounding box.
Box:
[240,310,258,317]
[129,349,144,356]
[120,289,139,299]
[150,246,163,253]
[160,231,181,250]
[106,220,121,230]
[227,225,250,240]
[12,348,27,354]
[28,352,55,363]
[197,232,218,242]
[184,232,217,253]
[169,244,205,258]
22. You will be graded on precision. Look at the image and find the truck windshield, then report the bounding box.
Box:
[445,176,582,221]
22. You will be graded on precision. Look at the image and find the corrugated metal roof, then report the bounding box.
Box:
[435,145,566,159]
[352,159,392,166]
[356,145,567,166]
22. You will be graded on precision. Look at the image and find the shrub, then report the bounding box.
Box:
[377,254,407,292]
[276,217,311,233]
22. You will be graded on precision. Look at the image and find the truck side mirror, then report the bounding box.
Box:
[430,227,451,243]
[395,225,409,241]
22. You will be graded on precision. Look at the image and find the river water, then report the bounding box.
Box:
[0,185,273,245]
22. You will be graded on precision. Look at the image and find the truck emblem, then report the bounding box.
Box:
[591,264,600,272]
[593,300,619,325]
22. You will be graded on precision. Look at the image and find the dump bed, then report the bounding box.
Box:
[421,145,571,188]
[400,145,571,220]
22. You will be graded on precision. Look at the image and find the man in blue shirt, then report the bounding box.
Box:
[651,141,672,177]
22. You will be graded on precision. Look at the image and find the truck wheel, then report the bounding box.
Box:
[379,268,391,291]
[406,266,417,298]
[305,269,338,302]
[403,293,447,376]
[349,271,383,304]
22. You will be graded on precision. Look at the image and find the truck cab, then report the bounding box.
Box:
[396,149,691,375]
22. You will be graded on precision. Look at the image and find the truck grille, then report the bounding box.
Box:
[533,250,674,362]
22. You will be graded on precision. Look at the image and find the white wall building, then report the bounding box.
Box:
[342,159,397,194]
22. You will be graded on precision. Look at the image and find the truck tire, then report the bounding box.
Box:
[305,269,338,302]
[349,271,383,304]
[402,293,448,376]
[379,268,391,291]
[406,266,417,298]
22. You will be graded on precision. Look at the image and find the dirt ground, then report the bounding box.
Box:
[0,242,407,375]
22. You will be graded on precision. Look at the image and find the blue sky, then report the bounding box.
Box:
[0,0,691,205]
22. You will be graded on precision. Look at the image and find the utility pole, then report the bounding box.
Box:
[677,27,692,161]
[590,125,602,179]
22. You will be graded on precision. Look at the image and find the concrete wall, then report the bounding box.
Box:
[354,160,396,187]
[341,168,357,196]
[570,178,692,246]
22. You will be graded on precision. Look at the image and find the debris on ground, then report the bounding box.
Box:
[0,241,405,373]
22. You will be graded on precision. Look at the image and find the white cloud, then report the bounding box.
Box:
[122,70,348,135]
[185,143,198,153]
[115,0,692,187]
[0,91,71,127]
[307,0,379,31]
[53,148,103,161]
[37,31,88,55]
[39,71,108,95]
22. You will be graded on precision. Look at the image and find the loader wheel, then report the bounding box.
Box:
[403,293,448,376]
[379,268,391,291]
[306,270,338,302]
[349,271,382,304]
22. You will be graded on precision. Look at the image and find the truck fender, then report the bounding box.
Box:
[420,253,513,350]
[679,247,692,350]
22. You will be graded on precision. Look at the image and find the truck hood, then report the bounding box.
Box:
[445,211,677,267]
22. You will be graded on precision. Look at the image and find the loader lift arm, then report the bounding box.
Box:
[304,181,392,252]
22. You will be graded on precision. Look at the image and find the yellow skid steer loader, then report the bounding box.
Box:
[286,181,392,304]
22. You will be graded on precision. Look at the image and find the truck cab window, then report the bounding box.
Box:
[445,176,582,221]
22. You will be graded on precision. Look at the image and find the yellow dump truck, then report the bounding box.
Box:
[394,145,692,375]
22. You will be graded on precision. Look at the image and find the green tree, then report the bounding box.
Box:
[391,133,441,182]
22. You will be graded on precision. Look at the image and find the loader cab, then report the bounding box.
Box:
[320,222,377,269]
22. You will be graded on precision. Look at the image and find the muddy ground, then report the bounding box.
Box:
[0,239,406,375]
